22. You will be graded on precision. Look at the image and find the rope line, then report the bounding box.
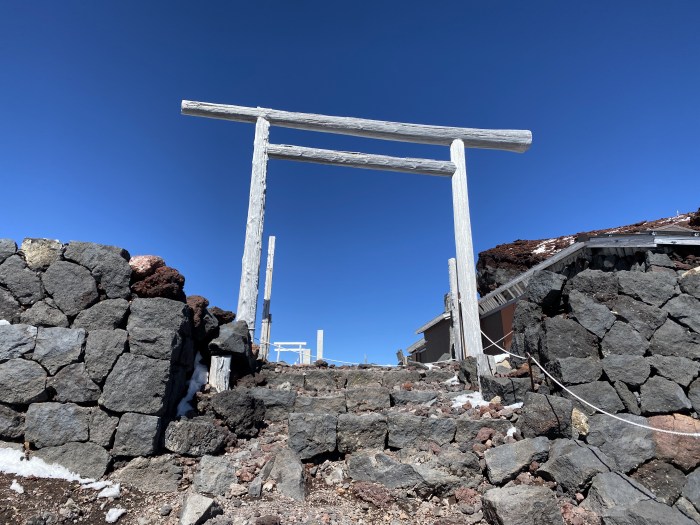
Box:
[480,330,700,438]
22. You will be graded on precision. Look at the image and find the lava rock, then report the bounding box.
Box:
[640,376,692,415]
[548,357,602,385]
[84,329,127,384]
[179,492,217,525]
[100,354,172,416]
[72,298,129,331]
[209,306,235,325]
[567,269,619,303]
[35,441,110,480]
[113,455,182,493]
[650,319,700,359]
[0,255,44,306]
[682,469,700,513]
[537,440,613,493]
[0,323,37,361]
[210,389,265,438]
[568,290,616,338]
[42,260,98,316]
[32,326,85,375]
[454,418,513,443]
[128,255,165,281]
[208,321,255,375]
[611,295,668,340]
[25,402,90,448]
[648,414,700,472]
[346,387,391,411]
[288,413,337,460]
[520,392,573,439]
[581,471,655,515]
[680,272,700,299]
[293,395,346,414]
[601,320,650,356]
[631,460,686,505]
[564,381,624,416]
[186,295,219,342]
[249,387,296,421]
[482,485,563,525]
[88,408,118,448]
[480,375,531,405]
[112,412,162,456]
[526,270,567,313]
[618,270,677,307]
[0,239,16,264]
[484,436,550,485]
[0,287,21,323]
[304,369,343,390]
[129,327,183,361]
[647,355,700,387]
[131,266,185,301]
[0,358,47,404]
[664,294,700,334]
[268,447,306,501]
[20,238,62,270]
[347,451,423,489]
[601,499,696,525]
[586,414,655,472]
[689,378,700,414]
[540,317,599,362]
[0,403,24,439]
[387,413,456,449]
[64,241,131,299]
[193,454,237,496]
[163,418,227,456]
[337,413,387,453]
[613,381,641,415]
[602,354,650,386]
[390,390,439,406]
[48,363,101,403]
[127,297,191,336]
[20,299,69,328]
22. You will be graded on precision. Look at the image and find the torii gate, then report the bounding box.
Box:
[182,100,532,391]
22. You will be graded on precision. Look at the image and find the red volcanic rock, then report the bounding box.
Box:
[131,266,186,302]
[649,414,700,471]
[209,306,235,325]
[187,295,209,331]
[129,255,165,281]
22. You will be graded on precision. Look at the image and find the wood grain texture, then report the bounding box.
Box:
[209,355,231,393]
[236,117,270,340]
[260,236,276,361]
[448,258,464,361]
[267,143,455,177]
[182,100,532,152]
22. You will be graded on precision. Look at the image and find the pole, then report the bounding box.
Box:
[260,236,276,360]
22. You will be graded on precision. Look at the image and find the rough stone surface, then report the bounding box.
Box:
[482,485,563,525]
[648,355,700,387]
[0,358,46,404]
[484,436,550,485]
[611,295,668,340]
[602,354,650,386]
[650,319,700,359]
[187,295,218,342]
[100,354,172,415]
[42,260,98,316]
[613,381,641,415]
[47,363,101,403]
[249,388,296,421]
[210,389,265,438]
[112,412,161,456]
[193,454,237,496]
[72,299,129,331]
[129,327,182,361]
[0,404,24,439]
[568,269,619,303]
[131,266,185,301]
[548,357,602,385]
[540,317,599,362]
[304,369,339,391]
[25,402,90,448]
[618,270,677,307]
[88,408,118,447]
[84,329,127,384]
[631,459,686,505]
[114,455,182,493]
[0,255,44,306]
[129,255,165,281]
[649,414,700,472]
[690,378,700,414]
[526,270,567,312]
[664,293,700,334]
[337,413,387,453]
[347,451,422,489]
[480,376,531,405]
[0,239,16,264]
[0,323,37,361]
[601,499,696,525]
[387,413,456,449]
[345,387,391,411]
[568,289,616,338]
[163,418,227,456]
[682,469,700,513]
[582,471,655,514]
[601,320,650,356]
[586,413,655,472]
[20,238,62,270]
[127,297,190,335]
[565,381,624,416]
[455,418,513,443]
[179,492,216,525]
[680,272,700,299]
[208,321,254,375]
[268,447,306,502]
[0,287,21,323]
[64,241,131,299]
[390,390,439,406]
[537,440,613,493]
[209,307,235,325]
[294,395,346,415]
[345,370,384,389]
[35,441,110,480]
[20,300,69,328]
[520,392,573,439]
[288,413,337,460]
[33,326,85,375]
[640,376,692,414]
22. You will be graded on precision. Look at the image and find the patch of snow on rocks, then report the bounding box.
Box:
[443,374,460,386]
[0,319,9,325]
[10,479,24,494]
[177,352,208,416]
[451,391,490,409]
[0,446,87,483]
[98,483,121,499]
[105,508,127,523]
[506,426,518,438]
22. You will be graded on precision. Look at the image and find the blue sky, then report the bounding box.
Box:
[2,2,699,365]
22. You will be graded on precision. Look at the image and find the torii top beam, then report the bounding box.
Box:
[181,100,532,153]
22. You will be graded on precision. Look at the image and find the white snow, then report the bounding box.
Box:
[83,480,111,490]
[451,391,490,409]
[177,352,209,416]
[0,319,9,325]
[506,402,523,410]
[105,508,127,523]
[98,483,121,499]
[493,353,509,364]
[506,426,518,438]
[443,374,460,386]
[0,446,88,482]
[10,479,24,494]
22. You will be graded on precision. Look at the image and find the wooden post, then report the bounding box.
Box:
[448,258,464,361]
[260,236,276,360]
[316,330,324,361]
[209,355,231,393]
[236,117,270,338]
[450,140,485,370]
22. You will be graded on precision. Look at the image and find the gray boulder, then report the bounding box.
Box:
[483,485,563,525]
[650,319,700,359]
[100,354,172,416]
[127,297,190,335]
[72,298,129,331]
[387,413,456,449]
[249,387,296,421]
[294,395,347,414]
[648,355,700,387]
[288,413,337,460]
[33,326,85,375]
[210,389,265,438]
[631,459,686,505]
[0,287,21,323]
[680,273,700,299]
[179,492,217,525]
[601,320,650,356]
[112,412,161,456]
[0,323,37,361]
[582,471,655,514]
[640,376,692,414]
[548,357,602,385]
[540,317,599,362]
[618,271,677,307]
[114,455,182,493]
[537,440,613,493]
[613,381,641,415]
[42,261,98,316]
[484,436,550,484]
[689,378,700,415]
[345,369,384,388]
[208,321,254,375]
[602,499,696,525]
[48,363,101,403]
[436,449,481,477]
[0,255,44,306]
[347,451,422,489]
[602,354,650,386]
[304,369,339,390]
[337,413,387,453]
[568,290,616,338]
[413,464,462,498]
[682,469,700,513]
[129,327,182,361]
[35,441,110,479]
[0,358,47,404]
[84,329,127,384]
[664,294,700,334]
[646,251,675,269]
[63,241,131,299]
[346,387,390,411]
[567,269,618,303]
[480,375,531,405]
[565,381,624,416]
[390,390,439,406]
[20,238,62,270]
[268,447,306,501]
[163,418,227,456]
[193,454,237,496]
[526,270,567,312]
[20,300,69,328]
[586,414,655,472]
[0,239,16,264]
[612,295,668,340]
[88,408,118,448]
[382,369,422,388]
[0,404,24,439]
[25,402,90,448]
[520,392,573,439]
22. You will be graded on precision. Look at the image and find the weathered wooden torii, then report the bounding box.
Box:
[182,100,532,390]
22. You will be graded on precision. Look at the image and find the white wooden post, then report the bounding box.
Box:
[450,140,485,370]
[448,258,464,361]
[316,329,324,361]
[209,355,231,393]
[302,348,311,365]
[260,236,276,360]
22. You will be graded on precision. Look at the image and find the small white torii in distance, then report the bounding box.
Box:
[181,100,532,391]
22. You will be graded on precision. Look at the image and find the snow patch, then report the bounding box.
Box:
[443,374,460,386]
[98,483,121,499]
[506,426,518,438]
[0,319,9,326]
[451,391,490,409]
[0,446,88,483]
[177,352,208,417]
[10,479,24,494]
[493,353,509,364]
[506,402,523,410]
[105,508,127,523]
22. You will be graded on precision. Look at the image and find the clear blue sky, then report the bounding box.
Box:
[2,2,699,365]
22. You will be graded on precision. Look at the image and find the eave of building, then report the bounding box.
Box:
[415,312,451,335]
